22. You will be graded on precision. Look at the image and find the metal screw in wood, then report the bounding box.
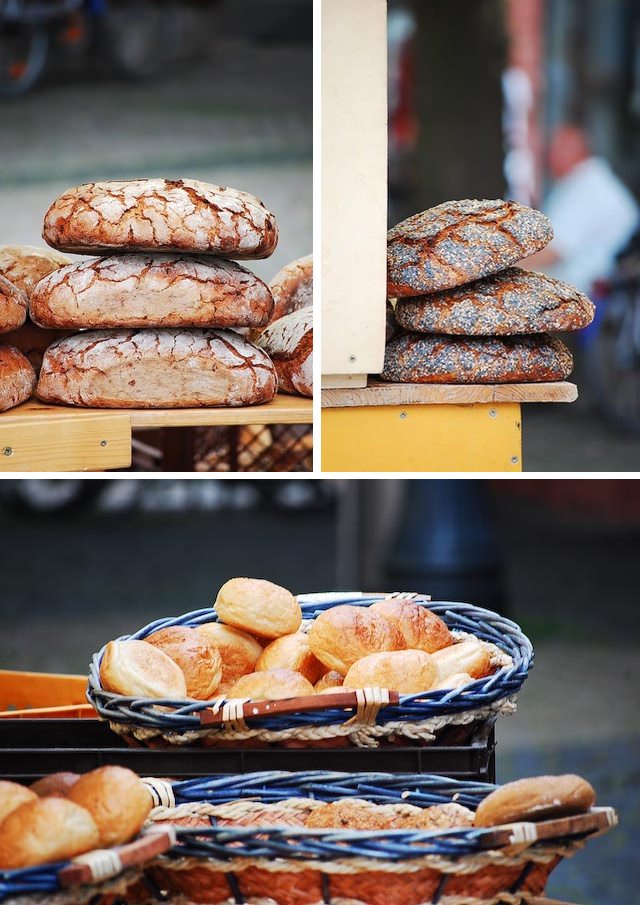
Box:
[2,447,12,456]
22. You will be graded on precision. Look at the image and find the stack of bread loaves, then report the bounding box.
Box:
[30,178,280,409]
[383,199,595,384]
[99,577,498,703]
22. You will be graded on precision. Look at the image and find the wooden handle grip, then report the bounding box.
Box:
[58,829,173,888]
[199,690,400,727]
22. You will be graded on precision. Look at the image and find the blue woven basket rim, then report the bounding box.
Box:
[87,593,534,732]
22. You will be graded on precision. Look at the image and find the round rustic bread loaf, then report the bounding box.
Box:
[0,274,28,334]
[474,775,596,827]
[37,329,278,408]
[215,577,301,639]
[195,622,263,693]
[395,267,595,335]
[30,254,275,330]
[0,797,100,869]
[307,605,405,675]
[67,766,152,847]
[145,626,222,699]
[256,306,313,397]
[43,178,278,259]
[387,199,553,297]
[381,333,573,384]
[269,253,313,323]
[344,649,437,694]
[99,639,188,700]
[228,668,315,701]
[0,245,71,297]
[1,321,74,374]
[257,632,326,684]
[0,344,36,412]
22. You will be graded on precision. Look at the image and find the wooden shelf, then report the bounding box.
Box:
[322,379,577,408]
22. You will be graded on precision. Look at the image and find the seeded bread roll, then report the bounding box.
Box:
[370,599,452,653]
[31,772,80,798]
[37,329,278,408]
[0,344,36,412]
[145,627,222,699]
[0,275,27,333]
[307,605,405,675]
[0,797,100,869]
[474,775,596,827]
[215,578,301,639]
[0,781,37,823]
[344,649,437,694]
[195,622,263,693]
[269,254,313,323]
[228,668,315,701]
[255,306,313,397]
[99,639,188,700]
[381,333,573,384]
[0,245,71,297]
[43,178,278,259]
[388,199,553,297]
[68,766,152,847]
[395,267,595,336]
[31,254,275,330]
[257,632,326,684]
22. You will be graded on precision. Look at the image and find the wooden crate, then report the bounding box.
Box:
[0,669,95,719]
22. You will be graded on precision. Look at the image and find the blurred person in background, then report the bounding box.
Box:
[524,124,639,294]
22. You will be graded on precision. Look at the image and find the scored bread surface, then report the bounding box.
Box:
[0,344,36,412]
[269,253,313,322]
[0,275,28,334]
[0,245,71,297]
[388,199,553,296]
[256,306,313,397]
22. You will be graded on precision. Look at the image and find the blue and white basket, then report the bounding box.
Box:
[88,592,533,748]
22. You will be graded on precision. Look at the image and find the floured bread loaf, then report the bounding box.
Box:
[37,328,278,408]
[0,321,74,373]
[0,344,36,412]
[256,306,313,397]
[43,178,278,259]
[0,245,71,297]
[269,254,313,323]
[30,254,275,330]
[0,275,27,334]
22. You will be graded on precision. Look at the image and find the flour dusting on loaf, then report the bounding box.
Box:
[256,306,312,397]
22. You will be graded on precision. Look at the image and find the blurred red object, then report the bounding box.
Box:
[490,480,640,524]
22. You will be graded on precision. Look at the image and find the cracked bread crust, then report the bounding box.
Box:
[256,306,313,397]
[0,275,28,334]
[30,254,275,330]
[37,328,278,408]
[0,344,36,411]
[0,245,71,297]
[269,253,313,323]
[388,199,553,297]
[395,267,595,335]
[43,178,279,259]
[1,321,75,373]
[381,332,573,384]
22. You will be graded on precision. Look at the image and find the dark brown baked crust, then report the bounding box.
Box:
[395,267,595,335]
[0,321,74,373]
[0,343,36,411]
[269,254,313,323]
[381,332,573,384]
[256,307,312,397]
[388,200,553,297]
[0,275,28,334]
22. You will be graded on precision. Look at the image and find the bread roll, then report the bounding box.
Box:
[0,344,36,412]
[269,254,313,323]
[0,797,99,869]
[43,178,278,259]
[1,321,74,373]
[99,639,188,699]
[195,622,262,693]
[215,577,301,639]
[0,781,37,823]
[0,275,27,334]
[432,639,492,683]
[255,306,313,397]
[431,672,474,691]
[68,766,152,847]
[0,245,70,297]
[418,803,475,829]
[344,649,437,694]
[307,605,405,675]
[145,626,222,699]
[31,772,79,798]
[387,199,553,296]
[370,599,452,653]
[314,671,344,692]
[37,328,278,409]
[474,775,596,828]
[30,254,275,330]
[228,668,314,701]
[257,632,325,684]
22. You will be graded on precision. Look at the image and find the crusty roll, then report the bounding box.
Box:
[0,797,99,869]
[257,632,326,684]
[431,672,474,691]
[344,649,437,694]
[0,245,71,297]
[431,638,492,683]
[0,275,28,334]
[1,321,74,374]
[145,626,222,700]
[307,605,405,675]
[99,639,188,700]
[228,668,315,701]
[31,772,79,798]
[269,253,313,323]
[68,766,152,847]
[305,800,473,831]
[315,671,344,693]
[215,577,301,639]
[195,622,262,693]
[370,599,452,653]
[0,781,37,823]
[255,306,313,397]
[474,775,596,828]
[0,344,36,412]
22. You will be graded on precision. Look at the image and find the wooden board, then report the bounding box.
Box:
[322,380,578,408]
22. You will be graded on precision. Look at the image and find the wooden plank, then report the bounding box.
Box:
[322,373,369,389]
[321,0,388,378]
[128,395,312,428]
[322,381,578,408]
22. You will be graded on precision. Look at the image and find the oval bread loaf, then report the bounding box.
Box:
[30,254,275,330]
[269,253,313,323]
[344,649,437,694]
[0,275,28,334]
[228,668,315,702]
[195,622,263,693]
[215,577,301,639]
[67,766,152,847]
[43,178,278,259]
[0,797,100,870]
[388,199,553,297]
[145,626,222,699]
[257,632,326,684]
[37,328,278,408]
[0,321,74,374]
[0,245,71,297]
[99,639,188,699]
[395,267,595,335]
[370,599,452,653]
[307,605,405,675]
[474,775,596,827]
[256,306,312,397]
[0,344,36,412]
[0,781,37,823]
[381,333,573,384]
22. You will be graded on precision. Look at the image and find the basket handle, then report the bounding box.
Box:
[58,827,175,887]
[199,689,400,727]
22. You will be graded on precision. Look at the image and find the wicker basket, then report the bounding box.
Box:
[87,593,533,749]
[138,772,616,905]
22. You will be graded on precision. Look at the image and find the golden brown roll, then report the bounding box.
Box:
[306,799,474,831]
[215,577,301,639]
[317,685,352,695]
[315,671,344,692]
[145,626,222,699]
[431,638,492,683]
[31,772,79,798]
[344,649,437,694]
[474,775,596,827]
[307,605,405,674]
[68,766,152,847]
[99,639,187,700]
[228,668,315,701]
[0,781,37,823]
[257,632,326,684]
[431,672,474,691]
[370,599,452,653]
[0,797,100,869]
[196,622,263,692]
